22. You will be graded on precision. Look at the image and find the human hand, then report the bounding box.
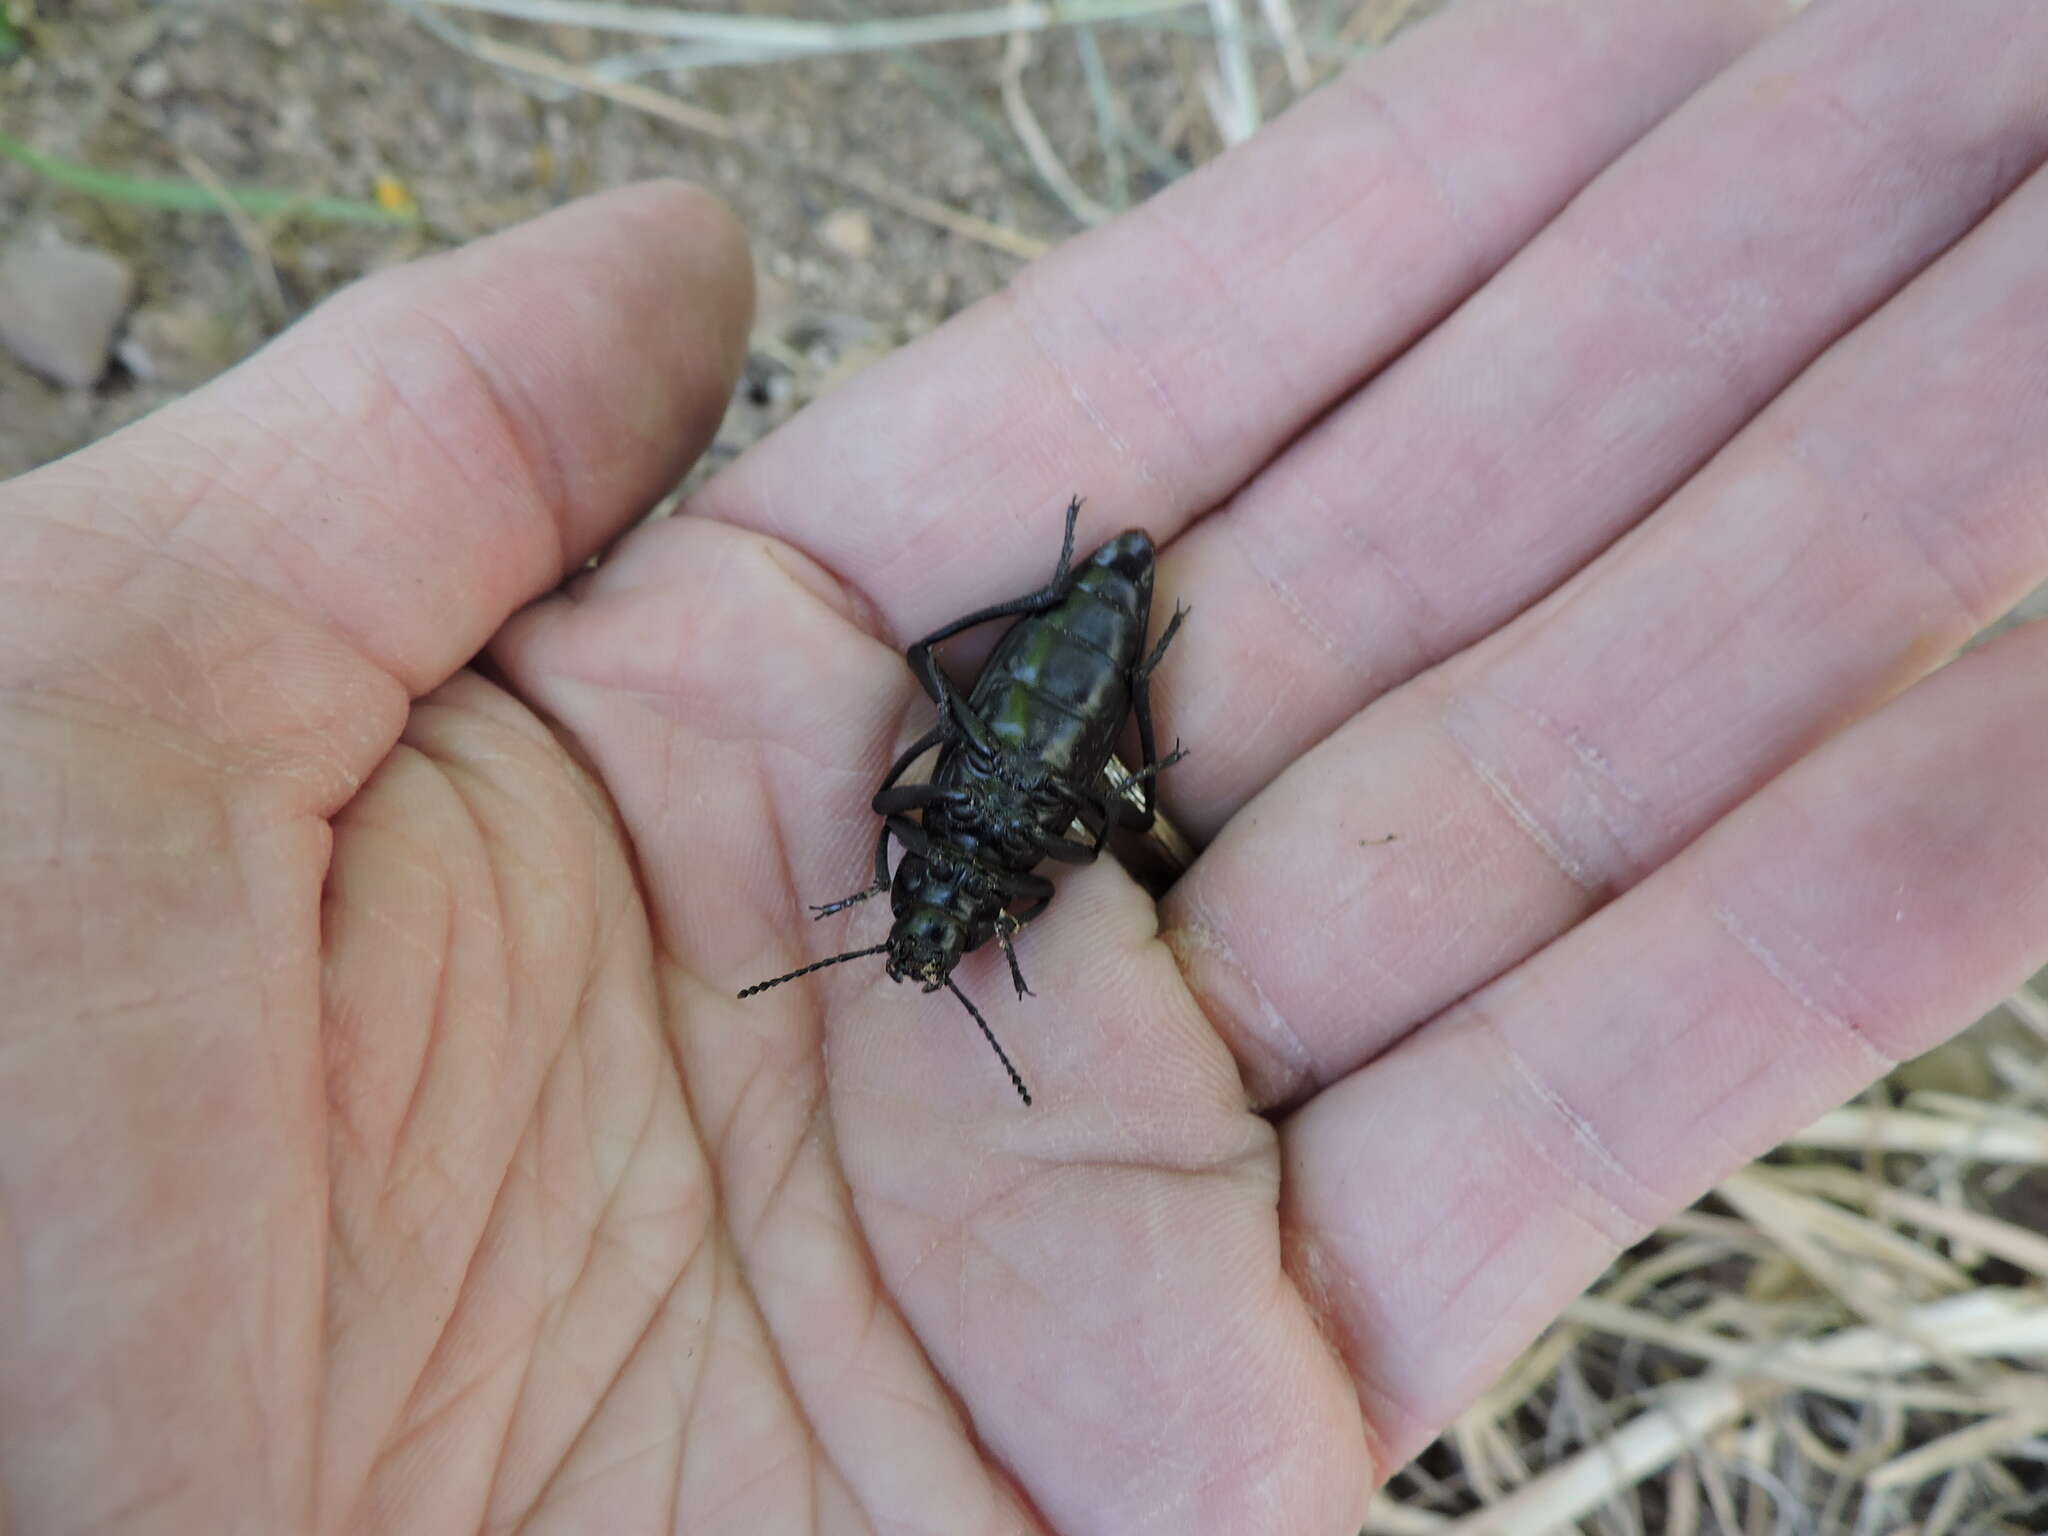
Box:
[6,0,2048,1531]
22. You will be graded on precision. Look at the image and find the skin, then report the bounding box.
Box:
[4,0,2048,1529]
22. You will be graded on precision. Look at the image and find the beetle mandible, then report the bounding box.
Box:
[738,496,1186,1105]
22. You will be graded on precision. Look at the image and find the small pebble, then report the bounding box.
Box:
[0,228,136,389]
[819,207,874,262]
[129,57,173,101]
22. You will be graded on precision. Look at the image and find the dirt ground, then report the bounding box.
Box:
[0,0,1378,478]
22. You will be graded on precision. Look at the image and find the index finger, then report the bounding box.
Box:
[692,0,1783,635]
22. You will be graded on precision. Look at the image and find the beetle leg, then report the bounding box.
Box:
[815,805,956,917]
[1094,749,1186,842]
[1051,494,1080,582]
[881,813,939,858]
[990,872,1053,1000]
[994,912,1034,999]
[1037,834,1100,865]
[876,723,945,794]
[810,824,893,917]
[872,782,966,815]
[1126,603,1189,827]
[904,497,1083,709]
[814,727,951,918]
[992,870,1055,921]
[1136,601,1188,684]
[1043,784,1111,862]
[1106,746,1186,808]
[810,883,883,918]
[927,665,1005,759]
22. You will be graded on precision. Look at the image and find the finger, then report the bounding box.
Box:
[1,182,751,707]
[692,0,1781,636]
[1276,617,2048,1466]
[1155,0,2048,833]
[1172,138,2048,1107]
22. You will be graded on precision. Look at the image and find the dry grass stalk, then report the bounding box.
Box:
[1001,28,1115,226]
[417,0,1215,54]
[1376,982,2048,1532]
[1786,1103,2048,1164]
[405,12,1054,258]
[1397,1291,2048,1534]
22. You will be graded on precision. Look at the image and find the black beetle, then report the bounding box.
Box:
[738,497,1185,1104]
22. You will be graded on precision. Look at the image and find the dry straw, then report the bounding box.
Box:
[391,0,1382,250]
[1368,984,2048,1533]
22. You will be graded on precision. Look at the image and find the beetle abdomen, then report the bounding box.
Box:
[968,534,1153,778]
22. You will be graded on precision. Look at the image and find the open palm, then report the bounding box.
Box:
[7,1,2048,1531]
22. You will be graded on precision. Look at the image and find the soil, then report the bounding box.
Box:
[0,0,1414,479]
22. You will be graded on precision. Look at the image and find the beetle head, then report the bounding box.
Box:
[736,905,1031,1106]
[886,906,968,992]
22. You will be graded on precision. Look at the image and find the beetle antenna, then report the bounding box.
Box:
[946,978,1032,1106]
[737,943,890,998]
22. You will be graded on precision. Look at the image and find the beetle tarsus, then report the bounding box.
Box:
[996,914,1034,1000]
[810,880,887,918]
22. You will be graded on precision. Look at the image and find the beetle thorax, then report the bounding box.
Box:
[955,775,1042,855]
